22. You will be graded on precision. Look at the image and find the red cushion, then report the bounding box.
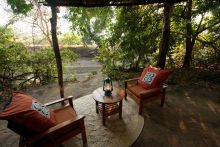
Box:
[127,84,159,98]
[0,91,56,133]
[138,65,172,89]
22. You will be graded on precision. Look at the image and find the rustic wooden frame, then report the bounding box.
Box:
[124,78,168,115]
[7,96,87,147]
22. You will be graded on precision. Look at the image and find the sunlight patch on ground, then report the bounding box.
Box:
[179,120,187,132]
[207,102,220,114]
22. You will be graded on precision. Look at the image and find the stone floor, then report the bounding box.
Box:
[63,95,144,147]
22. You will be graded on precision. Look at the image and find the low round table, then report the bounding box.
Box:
[92,87,123,125]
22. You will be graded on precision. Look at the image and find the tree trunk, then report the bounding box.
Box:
[50,6,64,98]
[183,0,193,68]
[157,3,173,69]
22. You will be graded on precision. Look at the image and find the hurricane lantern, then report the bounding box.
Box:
[103,77,113,96]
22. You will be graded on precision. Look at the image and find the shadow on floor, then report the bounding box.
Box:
[131,85,220,147]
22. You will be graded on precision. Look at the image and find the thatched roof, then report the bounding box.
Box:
[44,0,186,7]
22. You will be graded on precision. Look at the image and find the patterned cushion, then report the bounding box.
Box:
[0,91,56,133]
[138,65,172,89]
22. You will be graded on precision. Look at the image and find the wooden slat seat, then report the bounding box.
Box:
[125,78,167,115]
[7,96,87,147]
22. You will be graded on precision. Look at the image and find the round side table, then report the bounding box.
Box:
[92,87,123,125]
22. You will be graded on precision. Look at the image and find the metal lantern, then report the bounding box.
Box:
[103,77,113,96]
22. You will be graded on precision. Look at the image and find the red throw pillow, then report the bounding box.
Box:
[138,65,173,89]
[0,91,56,133]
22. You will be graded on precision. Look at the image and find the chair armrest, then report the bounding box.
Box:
[139,88,161,97]
[44,96,74,107]
[124,77,139,83]
[124,77,139,89]
[24,115,85,145]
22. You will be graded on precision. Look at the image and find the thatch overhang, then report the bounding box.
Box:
[44,0,186,7]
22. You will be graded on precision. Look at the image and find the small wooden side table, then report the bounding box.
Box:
[92,87,123,125]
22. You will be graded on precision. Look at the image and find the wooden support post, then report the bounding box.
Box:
[50,6,64,98]
[157,3,173,69]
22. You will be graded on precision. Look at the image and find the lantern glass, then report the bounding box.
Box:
[103,77,113,96]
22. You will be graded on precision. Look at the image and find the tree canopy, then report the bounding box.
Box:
[3,0,220,80]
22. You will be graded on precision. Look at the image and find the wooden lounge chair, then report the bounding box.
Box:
[124,77,167,115]
[7,96,87,147]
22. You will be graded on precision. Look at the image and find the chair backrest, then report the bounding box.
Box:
[3,95,87,146]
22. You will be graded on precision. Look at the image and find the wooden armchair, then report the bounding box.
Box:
[7,96,87,147]
[124,78,167,115]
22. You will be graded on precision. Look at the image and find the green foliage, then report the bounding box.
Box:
[61,48,78,62]
[59,33,82,45]
[168,0,220,69]
[110,6,162,69]
[4,0,220,83]
[68,7,114,46]
[6,0,32,15]
[64,73,77,82]
[96,40,124,76]
[95,6,163,76]
[0,27,29,90]
[0,26,78,91]
[26,48,78,85]
[27,49,57,85]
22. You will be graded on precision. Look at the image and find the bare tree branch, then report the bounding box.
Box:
[196,19,220,35]
[172,31,220,45]
[194,13,204,36]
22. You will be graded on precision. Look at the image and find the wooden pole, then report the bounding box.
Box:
[183,0,192,68]
[50,6,64,98]
[157,3,173,69]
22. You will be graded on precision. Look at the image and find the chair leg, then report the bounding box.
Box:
[160,95,165,107]
[80,120,87,146]
[138,99,143,115]
[95,101,99,113]
[160,88,166,107]
[124,82,127,100]
[119,100,122,119]
[124,90,127,100]
[19,136,25,147]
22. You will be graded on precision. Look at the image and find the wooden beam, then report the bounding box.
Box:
[50,6,64,98]
[44,0,186,7]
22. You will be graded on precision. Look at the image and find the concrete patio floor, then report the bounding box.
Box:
[132,84,220,147]
[0,70,220,147]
